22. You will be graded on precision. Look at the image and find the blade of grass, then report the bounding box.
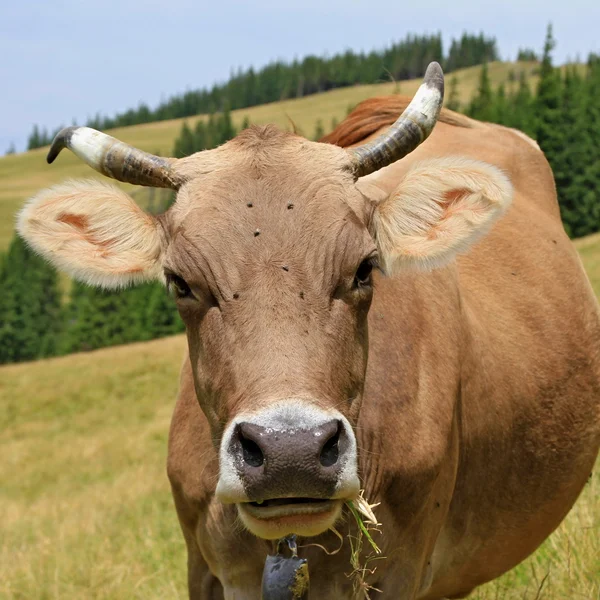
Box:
[346,500,381,555]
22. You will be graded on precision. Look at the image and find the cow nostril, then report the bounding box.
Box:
[319,424,341,467]
[239,430,264,467]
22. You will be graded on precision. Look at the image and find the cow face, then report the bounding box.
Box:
[18,66,513,540]
[164,129,372,537]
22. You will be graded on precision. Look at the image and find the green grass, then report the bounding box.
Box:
[0,60,550,252]
[1,239,599,599]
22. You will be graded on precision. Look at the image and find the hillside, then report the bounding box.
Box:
[0,60,552,252]
[0,233,599,598]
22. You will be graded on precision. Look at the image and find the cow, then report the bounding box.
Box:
[18,62,600,599]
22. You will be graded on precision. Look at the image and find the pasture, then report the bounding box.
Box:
[1,233,599,599]
[0,60,554,252]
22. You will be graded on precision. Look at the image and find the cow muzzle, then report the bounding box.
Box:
[216,400,360,539]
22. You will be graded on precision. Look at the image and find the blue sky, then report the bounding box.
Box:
[1,0,599,153]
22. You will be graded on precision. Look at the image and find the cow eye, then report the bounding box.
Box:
[353,259,374,289]
[167,274,192,299]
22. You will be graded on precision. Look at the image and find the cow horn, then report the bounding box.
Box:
[348,62,445,178]
[47,126,184,189]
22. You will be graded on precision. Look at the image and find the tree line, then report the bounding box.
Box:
[26,32,497,150]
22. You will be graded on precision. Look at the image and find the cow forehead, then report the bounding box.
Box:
[168,125,370,226]
[163,127,375,280]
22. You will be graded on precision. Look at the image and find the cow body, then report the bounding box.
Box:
[166,104,600,599]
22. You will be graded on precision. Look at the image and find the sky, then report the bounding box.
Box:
[1,0,599,153]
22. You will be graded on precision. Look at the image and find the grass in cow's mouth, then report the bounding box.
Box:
[346,499,381,554]
[344,492,384,599]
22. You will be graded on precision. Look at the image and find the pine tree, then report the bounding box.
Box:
[584,54,600,178]
[173,122,196,158]
[566,54,600,237]
[446,75,461,111]
[206,113,218,147]
[27,125,41,150]
[493,84,509,125]
[467,63,494,121]
[507,72,535,136]
[534,24,563,171]
[194,120,209,151]
[551,67,589,236]
[219,105,236,142]
[0,236,62,363]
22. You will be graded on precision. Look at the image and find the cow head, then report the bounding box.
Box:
[18,64,512,540]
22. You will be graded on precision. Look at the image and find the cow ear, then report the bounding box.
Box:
[370,157,513,273]
[17,180,164,289]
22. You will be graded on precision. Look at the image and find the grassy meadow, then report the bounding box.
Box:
[0,60,551,253]
[0,233,599,599]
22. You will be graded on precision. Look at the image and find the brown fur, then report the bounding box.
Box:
[18,97,600,599]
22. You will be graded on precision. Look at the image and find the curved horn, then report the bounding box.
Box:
[349,62,445,178]
[47,126,184,189]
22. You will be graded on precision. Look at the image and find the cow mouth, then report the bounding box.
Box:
[237,498,342,539]
[243,498,336,519]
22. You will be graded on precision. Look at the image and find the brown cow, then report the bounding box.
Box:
[18,63,600,599]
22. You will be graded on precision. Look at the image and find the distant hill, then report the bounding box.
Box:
[0,60,554,252]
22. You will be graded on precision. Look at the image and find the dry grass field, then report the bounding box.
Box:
[1,234,599,599]
[0,60,550,252]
